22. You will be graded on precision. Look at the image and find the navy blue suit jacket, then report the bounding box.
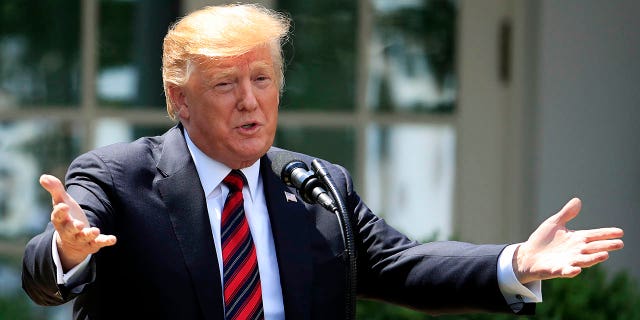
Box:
[23,124,532,319]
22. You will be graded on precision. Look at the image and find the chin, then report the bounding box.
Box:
[235,147,268,164]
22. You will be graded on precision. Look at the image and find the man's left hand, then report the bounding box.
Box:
[514,197,624,284]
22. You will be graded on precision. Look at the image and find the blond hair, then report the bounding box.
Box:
[162,4,291,120]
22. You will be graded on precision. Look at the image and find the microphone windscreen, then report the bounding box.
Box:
[270,151,303,179]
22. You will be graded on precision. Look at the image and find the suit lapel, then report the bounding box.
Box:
[156,125,223,319]
[154,132,314,319]
[262,150,314,320]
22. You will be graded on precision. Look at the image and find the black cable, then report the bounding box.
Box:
[311,159,357,320]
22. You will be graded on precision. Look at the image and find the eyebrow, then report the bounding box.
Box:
[203,61,274,83]
[209,67,238,80]
[251,61,274,73]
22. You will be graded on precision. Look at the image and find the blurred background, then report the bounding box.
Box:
[0,0,638,318]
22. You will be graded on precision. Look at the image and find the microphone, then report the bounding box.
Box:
[271,151,356,320]
[270,152,338,212]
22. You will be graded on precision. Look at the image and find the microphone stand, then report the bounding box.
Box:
[311,159,357,320]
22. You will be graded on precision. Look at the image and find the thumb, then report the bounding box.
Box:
[552,197,582,225]
[39,174,68,205]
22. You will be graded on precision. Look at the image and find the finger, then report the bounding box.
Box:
[77,227,101,241]
[94,234,118,248]
[581,239,624,254]
[559,266,582,278]
[50,203,70,224]
[40,174,68,205]
[75,228,117,249]
[51,204,86,240]
[576,227,624,242]
[551,197,582,225]
[72,219,87,231]
[51,203,75,230]
[51,203,85,229]
[573,251,610,268]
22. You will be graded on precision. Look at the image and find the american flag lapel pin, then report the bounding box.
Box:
[284,191,298,203]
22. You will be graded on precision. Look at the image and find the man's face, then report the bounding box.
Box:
[173,46,280,169]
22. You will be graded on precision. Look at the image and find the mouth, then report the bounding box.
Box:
[236,121,260,134]
[240,123,257,129]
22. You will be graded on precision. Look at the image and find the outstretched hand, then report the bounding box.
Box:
[514,198,624,284]
[40,174,117,272]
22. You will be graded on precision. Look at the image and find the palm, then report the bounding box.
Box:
[515,198,624,284]
[39,174,117,270]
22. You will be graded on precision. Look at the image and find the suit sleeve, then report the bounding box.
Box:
[22,151,115,306]
[21,225,66,306]
[328,164,535,315]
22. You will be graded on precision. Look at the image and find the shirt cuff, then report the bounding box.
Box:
[497,243,542,308]
[52,231,92,287]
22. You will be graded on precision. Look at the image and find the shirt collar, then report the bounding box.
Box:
[183,129,261,202]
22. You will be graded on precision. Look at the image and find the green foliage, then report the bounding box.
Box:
[0,294,36,320]
[356,265,640,319]
[0,292,67,320]
[535,266,640,320]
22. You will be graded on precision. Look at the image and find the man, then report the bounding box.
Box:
[22,4,624,320]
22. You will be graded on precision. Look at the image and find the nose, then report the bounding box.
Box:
[237,79,258,111]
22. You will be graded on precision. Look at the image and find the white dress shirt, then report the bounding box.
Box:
[184,131,285,319]
[53,131,541,317]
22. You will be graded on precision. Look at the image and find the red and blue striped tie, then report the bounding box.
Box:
[221,170,264,320]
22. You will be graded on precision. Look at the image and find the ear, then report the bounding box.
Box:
[167,85,190,120]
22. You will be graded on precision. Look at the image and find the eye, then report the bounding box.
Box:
[214,82,233,91]
[254,75,272,88]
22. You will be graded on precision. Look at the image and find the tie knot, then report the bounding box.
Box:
[223,169,245,192]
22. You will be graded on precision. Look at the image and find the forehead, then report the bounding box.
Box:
[198,46,275,75]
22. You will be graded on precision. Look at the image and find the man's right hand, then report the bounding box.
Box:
[39,174,117,272]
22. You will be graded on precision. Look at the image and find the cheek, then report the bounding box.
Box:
[263,93,279,118]
[264,106,279,131]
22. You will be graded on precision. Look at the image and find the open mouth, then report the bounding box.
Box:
[240,123,257,129]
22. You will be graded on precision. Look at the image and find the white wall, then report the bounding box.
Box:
[534,0,640,279]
